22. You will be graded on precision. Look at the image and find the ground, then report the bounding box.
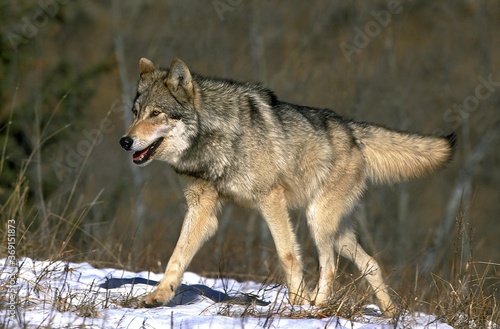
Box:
[0,258,459,329]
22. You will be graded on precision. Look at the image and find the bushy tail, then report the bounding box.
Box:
[350,122,456,184]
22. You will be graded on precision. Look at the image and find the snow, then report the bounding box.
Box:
[0,258,455,329]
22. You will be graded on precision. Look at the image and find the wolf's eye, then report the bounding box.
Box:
[132,109,138,116]
[151,110,161,117]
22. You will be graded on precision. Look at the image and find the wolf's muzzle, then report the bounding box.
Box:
[120,136,133,151]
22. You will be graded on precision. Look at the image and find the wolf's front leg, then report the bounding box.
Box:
[142,180,219,308]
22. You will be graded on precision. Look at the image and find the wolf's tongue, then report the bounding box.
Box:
[131,138,164,164]
[133,149,149,161]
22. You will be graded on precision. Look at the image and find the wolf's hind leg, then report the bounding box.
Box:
[306,156,366,307]
[335,230,395,316]
[308,169,395,315]
[259,186,309,305]
[306,202,341,306]
[142,180,219,308]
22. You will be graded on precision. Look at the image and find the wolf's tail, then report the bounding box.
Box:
[349,122,456,184]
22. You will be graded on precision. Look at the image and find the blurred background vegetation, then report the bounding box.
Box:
[1,0,499,313]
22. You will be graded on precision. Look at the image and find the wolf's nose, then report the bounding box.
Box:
[120,136,133,151]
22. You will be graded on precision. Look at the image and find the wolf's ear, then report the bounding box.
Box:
[165,58,194,104]
[139,58,156,76]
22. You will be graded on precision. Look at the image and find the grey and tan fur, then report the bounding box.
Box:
[119,57,455,316]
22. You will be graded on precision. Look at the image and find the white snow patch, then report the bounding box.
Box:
[0,257,456,329]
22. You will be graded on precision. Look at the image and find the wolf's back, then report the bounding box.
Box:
[349,122,456,184]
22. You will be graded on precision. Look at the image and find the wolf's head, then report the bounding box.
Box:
[119,58,198,166]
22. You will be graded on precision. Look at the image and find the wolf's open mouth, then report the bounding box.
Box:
[133,138,164,165]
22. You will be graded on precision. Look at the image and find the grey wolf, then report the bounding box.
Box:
[119,57,455,316]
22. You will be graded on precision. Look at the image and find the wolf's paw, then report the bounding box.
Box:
[382,304,397,318]
[141,287,174,308]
